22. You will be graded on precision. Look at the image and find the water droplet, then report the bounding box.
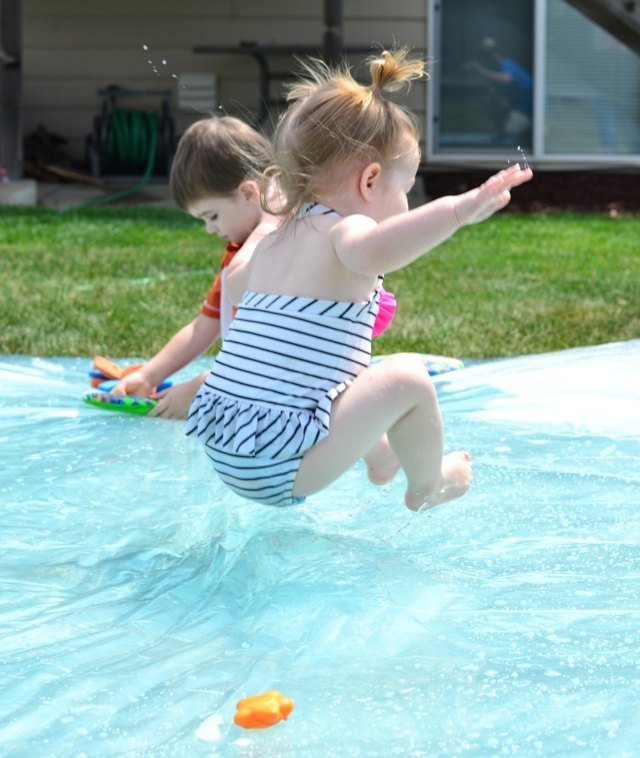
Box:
[142,44,149,51]
[162,59,167,65]
[517,145,530,170]
[171,73,178,79]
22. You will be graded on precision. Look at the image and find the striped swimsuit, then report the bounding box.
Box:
[186,205,381,506]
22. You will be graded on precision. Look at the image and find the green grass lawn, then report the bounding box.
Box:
[1,205,638,360]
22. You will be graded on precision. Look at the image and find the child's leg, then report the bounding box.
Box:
[293,354,471,510]
[364,434,401,485]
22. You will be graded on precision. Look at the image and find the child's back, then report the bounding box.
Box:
[239,205,378,303]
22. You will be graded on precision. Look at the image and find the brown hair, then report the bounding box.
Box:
[264,48,427,216]
[169,116,272,210]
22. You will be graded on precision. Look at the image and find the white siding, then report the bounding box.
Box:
[22,0,428,166]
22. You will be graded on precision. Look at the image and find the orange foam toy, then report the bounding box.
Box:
[233,690,294,729]
[91,355,144,385]
[91,355,153,392]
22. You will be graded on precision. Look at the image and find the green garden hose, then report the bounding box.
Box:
[83,110,159,207]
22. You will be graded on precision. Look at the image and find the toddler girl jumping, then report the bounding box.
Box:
[186,48,532,511]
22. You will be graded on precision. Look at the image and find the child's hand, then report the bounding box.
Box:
[111,371,153,398]
[149,378,202,420]
[453,164,532,226]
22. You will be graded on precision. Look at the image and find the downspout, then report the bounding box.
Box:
[324,0,344,64]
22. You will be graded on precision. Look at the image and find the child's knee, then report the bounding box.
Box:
[386,353,436,397]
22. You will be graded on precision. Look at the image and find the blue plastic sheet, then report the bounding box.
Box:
[1,342,639,755]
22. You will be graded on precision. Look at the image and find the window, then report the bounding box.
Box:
[428,0,640,163]
[433,0,534,153]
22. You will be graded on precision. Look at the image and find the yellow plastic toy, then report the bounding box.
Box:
[233,690,294,729]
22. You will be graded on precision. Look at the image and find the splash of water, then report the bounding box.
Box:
[507,146,530,171]
[140,42,225,111]
[141,43,185,87]
[517,145,530,170]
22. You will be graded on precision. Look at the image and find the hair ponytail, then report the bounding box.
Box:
[368,47,427,94]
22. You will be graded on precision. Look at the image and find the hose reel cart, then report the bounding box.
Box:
[86,85,176,180]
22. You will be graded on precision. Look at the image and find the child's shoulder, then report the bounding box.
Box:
[243,217,281,249]
[330,213,378,242]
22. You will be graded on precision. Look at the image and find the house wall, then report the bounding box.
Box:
[22,0,429,169]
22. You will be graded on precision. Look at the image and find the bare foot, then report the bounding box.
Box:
[405,451,472,511]
[365,435,402,485]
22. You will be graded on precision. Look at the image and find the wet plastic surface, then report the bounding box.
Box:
[1,342,638,756]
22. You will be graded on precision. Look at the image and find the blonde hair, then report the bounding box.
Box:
[264,48,427,216]
[170,116,272,210]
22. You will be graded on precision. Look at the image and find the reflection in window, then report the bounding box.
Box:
[437,0,534,152]
[545,0,640,155]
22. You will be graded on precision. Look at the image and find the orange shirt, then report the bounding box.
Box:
[200,242,241,320]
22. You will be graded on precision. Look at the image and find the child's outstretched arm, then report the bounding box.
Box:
[112,313,220,398]
[334,164,532,276]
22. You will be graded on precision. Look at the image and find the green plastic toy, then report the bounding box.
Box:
[82,390,157,415]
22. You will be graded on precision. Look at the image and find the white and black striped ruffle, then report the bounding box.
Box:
[186,281,381,461]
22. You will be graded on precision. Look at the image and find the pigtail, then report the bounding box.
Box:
[368,48,427,94]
